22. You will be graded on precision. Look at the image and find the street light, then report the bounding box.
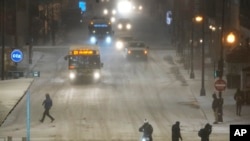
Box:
[226,32,236,44]
[195,16,203,23]
[224,31,238,48]
[190,15,204,79]
[199,15,206,96]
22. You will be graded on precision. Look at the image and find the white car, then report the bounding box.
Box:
[125,41,149,60]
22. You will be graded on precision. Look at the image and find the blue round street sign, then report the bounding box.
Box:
[11,49,23,63]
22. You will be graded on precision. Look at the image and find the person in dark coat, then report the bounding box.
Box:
[218,92,224,122]
[40,93,55,123]
[212,93,219,124]
[234,88,243,116]
[199,123,212,141]
[139,119,153,141]
[172,121,183,141]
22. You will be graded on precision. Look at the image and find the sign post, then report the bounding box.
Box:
[214,78,227,92]
[26,90,30,141]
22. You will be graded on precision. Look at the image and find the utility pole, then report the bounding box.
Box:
[14,0,17,47]
[51,1,55,46]
[1,0,5,80]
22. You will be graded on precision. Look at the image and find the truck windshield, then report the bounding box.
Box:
[69,55,100,68]
[92,26,111,33]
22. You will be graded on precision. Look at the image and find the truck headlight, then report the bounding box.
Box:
[106,36,111,43]
[90,36,96,44]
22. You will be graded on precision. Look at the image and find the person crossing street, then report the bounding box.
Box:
[40,93,55,123]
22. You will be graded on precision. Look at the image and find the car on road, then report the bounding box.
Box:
[124,41,149,60]
[117,18,132,31]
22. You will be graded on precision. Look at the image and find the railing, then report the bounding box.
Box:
[7,71,24,79]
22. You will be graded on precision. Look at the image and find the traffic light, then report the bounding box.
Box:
[214,70,223,78]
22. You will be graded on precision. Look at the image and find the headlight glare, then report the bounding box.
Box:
[69,72,76,80]
[116,41,123,50]
[90,36,97,43]
[94,71,100,79]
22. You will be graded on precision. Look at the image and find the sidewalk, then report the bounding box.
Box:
[0,51,44,126]
[173,53,250,125]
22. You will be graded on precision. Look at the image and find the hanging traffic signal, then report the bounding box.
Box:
[214,70,223,78]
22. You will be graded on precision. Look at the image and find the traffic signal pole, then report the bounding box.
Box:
[219,0,226,79]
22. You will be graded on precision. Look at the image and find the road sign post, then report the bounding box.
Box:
[214,79,227,92]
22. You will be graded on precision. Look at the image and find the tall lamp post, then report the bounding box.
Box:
[190,16,204,79]
[190,18,195,79]
[195,15,206,96]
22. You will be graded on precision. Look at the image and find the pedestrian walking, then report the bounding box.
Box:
[198,123,212,141]
[139,119,153,141]
[172,121,183,141]
[234,88,243,116]
[212,93,219,124]
[218,92,224,122]
[40,93,55,123]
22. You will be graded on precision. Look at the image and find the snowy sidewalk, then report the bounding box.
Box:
[172,52,250,134]
[0,51,44,126]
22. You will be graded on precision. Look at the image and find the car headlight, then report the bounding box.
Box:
[116,41,124,50]
[138,5,143,10]
[69,72,76,80]
[93,71,100,79]
[111,17,116,23]
[103,9,108,15]
[126,24,131,30]
[118,24,123,29]
[112,9,116,15]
